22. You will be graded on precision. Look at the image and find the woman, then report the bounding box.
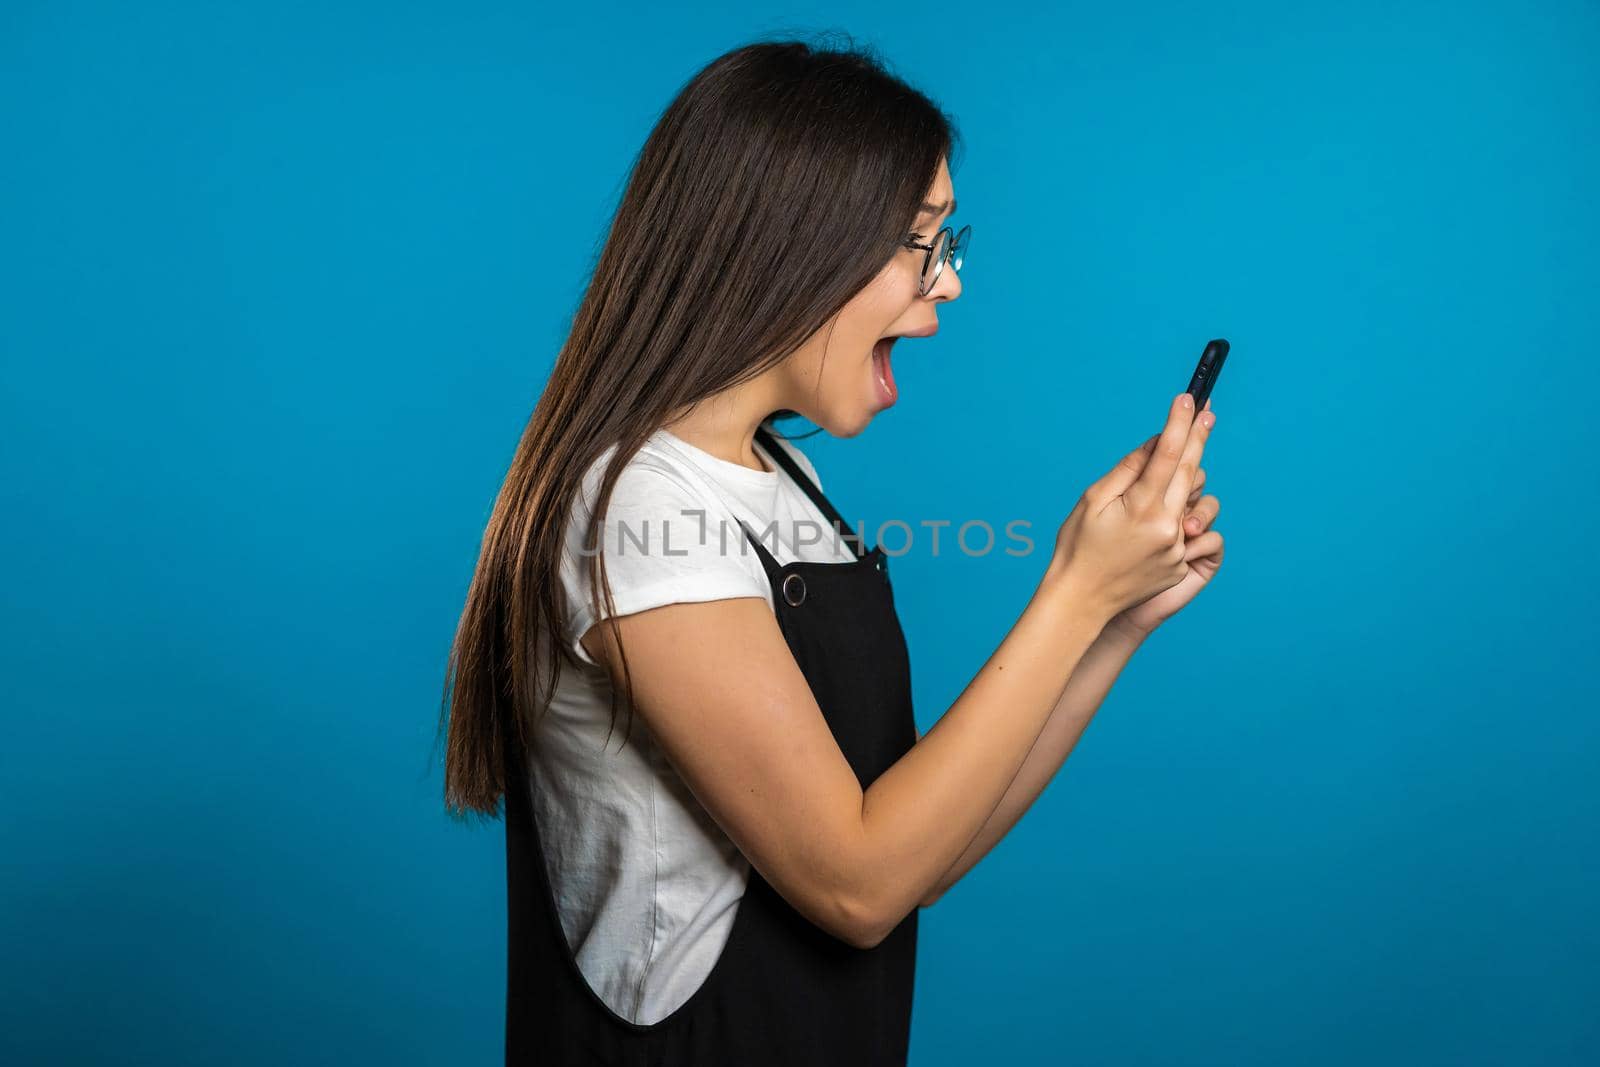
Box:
[439,36,1223,1066]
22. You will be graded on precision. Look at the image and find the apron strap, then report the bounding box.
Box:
[754,422,866,560]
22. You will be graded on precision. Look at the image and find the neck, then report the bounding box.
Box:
[660,380,786,475]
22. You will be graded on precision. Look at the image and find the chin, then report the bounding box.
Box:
[814,408,875,438]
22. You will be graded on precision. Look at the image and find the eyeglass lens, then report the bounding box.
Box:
[921,224,971,294]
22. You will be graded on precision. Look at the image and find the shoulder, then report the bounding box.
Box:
[559,435,770,667]
[562,441,749,582]
[570,436,720,526]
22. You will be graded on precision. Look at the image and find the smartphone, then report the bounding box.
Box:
[1185,339,1229,412]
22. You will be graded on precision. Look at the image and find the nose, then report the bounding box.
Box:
[925,258,962,303]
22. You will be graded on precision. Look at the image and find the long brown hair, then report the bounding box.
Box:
[437,33,959,817]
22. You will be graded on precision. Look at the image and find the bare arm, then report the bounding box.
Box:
[915,615,1148,908]
[583,568,1109,950]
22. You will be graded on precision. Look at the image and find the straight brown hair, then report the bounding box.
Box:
[437,32,960,817]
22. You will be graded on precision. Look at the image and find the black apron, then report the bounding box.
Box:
[503,423,920,1065]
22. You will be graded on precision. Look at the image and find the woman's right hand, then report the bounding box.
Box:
[1047,392,1216,622]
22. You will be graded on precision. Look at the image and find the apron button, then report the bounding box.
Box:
[782,573,807,606]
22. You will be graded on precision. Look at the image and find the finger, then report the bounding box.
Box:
[1183,494,1220,536]
[1182,528,1223,563]
[1184,493,1219,534]
[1163,407,1215,518]
[1185,467,1207,506]
[1087,433,1160,502]
[1129,394,1199,509]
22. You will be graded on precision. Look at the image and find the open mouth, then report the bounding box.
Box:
[872,336,898,407]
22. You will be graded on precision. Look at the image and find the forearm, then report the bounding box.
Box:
[919,616,1149,906]
[845,571,1114,940]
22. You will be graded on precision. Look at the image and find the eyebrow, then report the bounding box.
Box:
[917,196,957,220]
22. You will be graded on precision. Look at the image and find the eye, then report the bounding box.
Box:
[903,231,927,247]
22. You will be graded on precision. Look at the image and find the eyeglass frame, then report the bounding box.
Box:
[901,223,971,296]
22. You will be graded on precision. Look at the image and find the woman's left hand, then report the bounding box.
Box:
[1108,450,1225,638]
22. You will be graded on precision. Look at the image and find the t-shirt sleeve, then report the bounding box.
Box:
[559,460,771,668]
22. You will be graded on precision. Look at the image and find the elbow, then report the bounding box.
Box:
[781,864,882,949]
[830,887,890,950]
[810,818,928,948]
[845,918,893,951]
[833,885,927,950]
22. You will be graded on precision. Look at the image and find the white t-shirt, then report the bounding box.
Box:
[530,421,857,1025]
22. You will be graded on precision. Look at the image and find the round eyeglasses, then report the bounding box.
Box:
[904,223,971,296]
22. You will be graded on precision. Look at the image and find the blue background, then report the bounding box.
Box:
[4,1,1597,1063]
